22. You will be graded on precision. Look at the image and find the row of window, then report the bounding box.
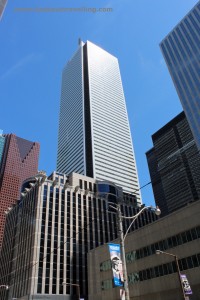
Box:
[101,252,200,290]
[100,225,200,272]
[79,179,96,192]
[127,225,200,263]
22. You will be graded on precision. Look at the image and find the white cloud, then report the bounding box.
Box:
[0,53,42,80]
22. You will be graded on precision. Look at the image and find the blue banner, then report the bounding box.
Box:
[108,243,124,287]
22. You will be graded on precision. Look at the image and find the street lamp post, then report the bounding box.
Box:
[62,282,80,300]
[156,250,186,300]
[98,191,161,300]
[116,204,161,300]
[118,204,130,300]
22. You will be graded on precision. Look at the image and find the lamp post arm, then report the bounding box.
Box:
[62,283,80,300]
[157,250,176,258]
[121,206,152,219]
[123,207,151,241]
[108,203,151,220]
[123,216,137,242]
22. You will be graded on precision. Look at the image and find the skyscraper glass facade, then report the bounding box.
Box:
[58,47,85,176]
[160,2,200,149]
[57,41,141,201]
[146,112,200,216]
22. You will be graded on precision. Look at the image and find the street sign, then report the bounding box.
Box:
[180,274,192,295]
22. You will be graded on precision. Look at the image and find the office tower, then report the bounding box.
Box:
[160,1,200,149]
[0,0,7,20]
[0,132,40,247]
[146,112,200,216]
[0,171,157,300]
[57,41,141,202]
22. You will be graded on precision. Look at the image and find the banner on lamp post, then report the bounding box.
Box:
[108,243,124,287]
[180,274,192,295]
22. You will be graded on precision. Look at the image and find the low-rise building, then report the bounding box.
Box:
[88,201,200,300]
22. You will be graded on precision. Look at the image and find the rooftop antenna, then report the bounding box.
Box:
[78,38,83,46]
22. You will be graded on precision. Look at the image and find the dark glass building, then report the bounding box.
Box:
[0,132,40,248]
[160,1,200,149]
[146,111,200,216]
[0,172,157,300]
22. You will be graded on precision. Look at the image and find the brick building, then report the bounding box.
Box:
[0,132,40,247]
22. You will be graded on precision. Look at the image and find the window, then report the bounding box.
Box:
[186,230,192,242]
[84,181,87,190]
[181,232,187,243]
[172,235,178,247]
[167,237,173,248]
[180,258,187,270]
[192,254,199,267]
[187,256,193,269]
[176,234,182,245]
[79,179,83,189]
[159,265,164,276]
[168,262,173,274]
[163,263,168,275]
[196,226,200,238]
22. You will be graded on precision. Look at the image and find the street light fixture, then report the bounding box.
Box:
[0,285,9,289]
[97,190,161,300]
[62,282,80,300]
[156,250,186,300]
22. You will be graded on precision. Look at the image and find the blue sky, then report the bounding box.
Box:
[0,0,198,205]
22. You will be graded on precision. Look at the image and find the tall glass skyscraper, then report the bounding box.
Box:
[160,1,200,149]
[57,41,141,201]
